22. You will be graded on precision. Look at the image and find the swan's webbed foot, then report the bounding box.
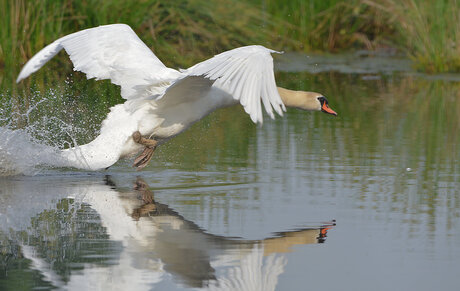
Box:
[133,178,154,204]
[133,147,155,169]
[132,131,158,169]
[132,178,156,220]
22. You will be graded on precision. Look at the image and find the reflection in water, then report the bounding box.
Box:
[0,176,334,290]
[2,61,458,290]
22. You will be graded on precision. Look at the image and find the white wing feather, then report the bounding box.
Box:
[184,45,286,123]
[16,24,181,100]
[18,25,284,124]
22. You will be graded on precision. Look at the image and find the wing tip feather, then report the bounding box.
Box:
[16,73,25,83]
[186,45,284,124]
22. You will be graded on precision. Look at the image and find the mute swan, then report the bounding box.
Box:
[17,24,337,170]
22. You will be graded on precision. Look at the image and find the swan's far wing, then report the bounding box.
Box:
[17,24,181,100]
[184,45,285,124]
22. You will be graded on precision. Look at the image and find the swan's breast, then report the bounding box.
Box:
[140,87,237,141]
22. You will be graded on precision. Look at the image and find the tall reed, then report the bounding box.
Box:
[258,0,460,73]
[366,0,460,73]
[252,0,396,51]
[1,0,459,77]
[1,0,286,88]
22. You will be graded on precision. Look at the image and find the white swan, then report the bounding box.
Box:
[17,24,337,170]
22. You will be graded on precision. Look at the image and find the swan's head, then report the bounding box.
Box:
[316,95,337,116]
[277,87,338,116]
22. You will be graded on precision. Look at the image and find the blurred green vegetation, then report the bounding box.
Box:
[0,0,280,86]
[379,0,460,73]
[0,0,459,83]
[253,0,460,73]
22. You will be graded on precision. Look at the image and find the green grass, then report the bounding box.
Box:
[1,0,459,83]
[0,0,286,85]
[0,0,280,90]
[250,0,396,51]
[255,0,460,73]
[368,0,460,73]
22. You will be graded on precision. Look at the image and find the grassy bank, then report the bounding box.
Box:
[0,0,287,85]
[254,0,460,73]
[1,0,459,81]
[371,0,460,73]
[250,0,396,52]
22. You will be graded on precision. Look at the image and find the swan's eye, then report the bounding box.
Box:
[317,96,328,105]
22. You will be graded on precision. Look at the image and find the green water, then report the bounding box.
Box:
[0,56,459,290]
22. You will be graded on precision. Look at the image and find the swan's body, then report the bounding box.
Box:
[17,24,337,170]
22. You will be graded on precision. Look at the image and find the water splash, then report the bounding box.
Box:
[0,88,102,176]
[0,126,61,176]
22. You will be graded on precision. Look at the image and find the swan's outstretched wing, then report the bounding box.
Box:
[17,24,181,100]
[181,45,286,124]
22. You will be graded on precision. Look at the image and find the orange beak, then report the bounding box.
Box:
[322,103,338,116]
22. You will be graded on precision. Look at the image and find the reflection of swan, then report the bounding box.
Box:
[17,24,337,170]
[0,176,334,290]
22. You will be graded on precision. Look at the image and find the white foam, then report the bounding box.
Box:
[0,126,61,176]
[0,90,90,176]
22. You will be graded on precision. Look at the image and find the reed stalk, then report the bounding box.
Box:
[1,0,459,78]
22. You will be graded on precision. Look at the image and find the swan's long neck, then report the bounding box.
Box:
[277,87,321,111]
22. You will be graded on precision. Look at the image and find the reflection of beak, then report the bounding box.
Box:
[322,103,338,116]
